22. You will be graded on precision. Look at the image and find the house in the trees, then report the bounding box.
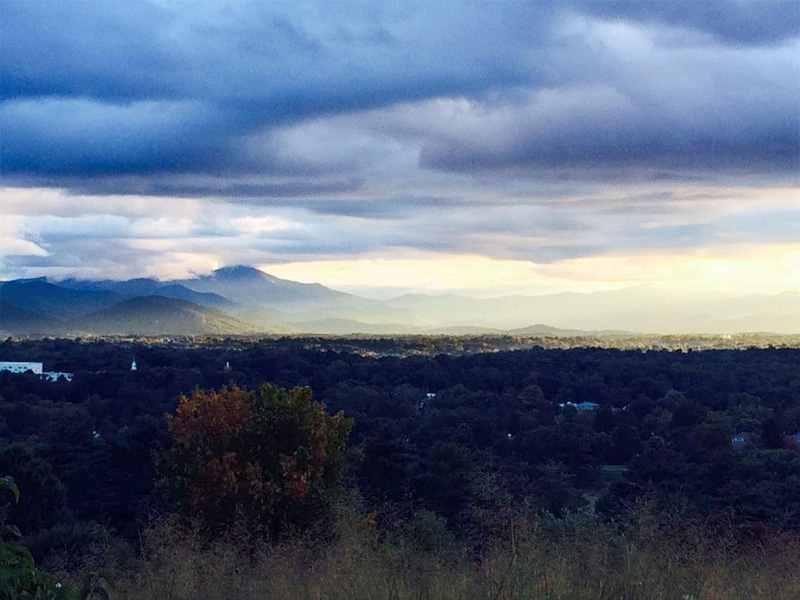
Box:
[782,432,800,450]
[557,401,600,411]
[730,432,759,451]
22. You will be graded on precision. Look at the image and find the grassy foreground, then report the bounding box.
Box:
[59,511,800,600]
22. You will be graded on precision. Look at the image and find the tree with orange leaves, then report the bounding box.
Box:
[160,384,352,537]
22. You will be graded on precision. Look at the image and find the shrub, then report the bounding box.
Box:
[0,475,76,600]
[0,542,75,600]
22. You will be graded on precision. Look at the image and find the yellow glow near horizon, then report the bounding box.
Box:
[265,254,568,292]
[537,245,800,293]
[261,244,800,295]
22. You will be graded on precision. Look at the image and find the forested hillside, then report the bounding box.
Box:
[1,338,800,597]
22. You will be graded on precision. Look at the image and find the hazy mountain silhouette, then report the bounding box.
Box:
[508,324,627,337]
[0,279,119,319]
[70,296,258,336]
[1,269,797,335]
[289,317,419,335]
[383,288,799,334]
[0,301,63,335]
[57,278,232,309]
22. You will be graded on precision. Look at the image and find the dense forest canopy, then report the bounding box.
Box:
[1,337,800,578]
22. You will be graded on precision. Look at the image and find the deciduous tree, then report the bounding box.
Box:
[162,384,352,536]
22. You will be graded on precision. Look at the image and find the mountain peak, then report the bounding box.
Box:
[212,265,271,280]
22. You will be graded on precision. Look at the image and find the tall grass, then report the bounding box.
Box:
[95,509,800,600]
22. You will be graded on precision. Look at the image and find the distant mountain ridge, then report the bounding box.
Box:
[0,301,62,335]
[508,324,627,337]
[1,267,797,336]
[70,295,257,336]
[56,277,233,309]
[381,288,799,334]
[0,280,119,319]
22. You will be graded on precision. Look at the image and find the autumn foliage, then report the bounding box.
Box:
[162,384,352,536]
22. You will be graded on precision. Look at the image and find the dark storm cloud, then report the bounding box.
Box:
[2,0,796,189]
[420,111,800,177]
[45,175,466,218]
[0,1,541,103]
[572,0,800,45]
[217,195,471,219]
[249,196,468,219]
[63,178,366,199]
[0,0,548,179]
[2,0,799,281]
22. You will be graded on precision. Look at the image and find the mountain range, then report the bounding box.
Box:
[1,266,797,336]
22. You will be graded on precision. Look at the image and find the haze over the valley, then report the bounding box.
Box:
[1,266,797,336]
[1,1,798,324]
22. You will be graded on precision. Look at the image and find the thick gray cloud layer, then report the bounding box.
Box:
[2,0,797,183]
[575,0,800,44]
[1,0,798,283]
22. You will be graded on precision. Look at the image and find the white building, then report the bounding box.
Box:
[0,361,43,375]
[0,362,73,382]
[43,372,74,382]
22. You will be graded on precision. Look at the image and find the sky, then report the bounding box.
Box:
[1,0,798,297]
